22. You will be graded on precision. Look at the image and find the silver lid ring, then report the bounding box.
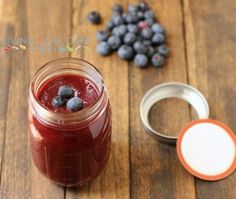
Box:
[140,82,209,144]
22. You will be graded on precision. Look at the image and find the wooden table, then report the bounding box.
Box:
[0,0,236,198]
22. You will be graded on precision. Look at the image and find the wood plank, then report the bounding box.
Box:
[1,0,71,198]
[0,1,31,198]
[0,1,14,185]
[27,0,72,198]
[128,0,196,198]
[184,0,236,198]
[66,0,130,198]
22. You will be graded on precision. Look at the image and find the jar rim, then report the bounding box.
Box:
[29,57,106,126]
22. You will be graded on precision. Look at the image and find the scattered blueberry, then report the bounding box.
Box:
[128,4,139,13]
[134,54,149,67]
[112,14,124,26]
[143,40,152,47]
[66,97,83,112]
[108,36,122,50]
[58,86,74,98]
[152,53,166,67]
[124,12,138,24]
[138,21,149,29]
[127,24,138,34]
[144,10,155,20]
[112,25,127,37]
[137,11,145,20]
[96,30,110,41]
[152,33,165,44]
[96,42,111,56]
[88,11,101,24]
[139,1,149,12]
[157,45,169,57]
[52,96,66,107]
[133,41,148,54]
[141,27,153,39]
[147,46,155,58]
[92,1,169,68]
[107,21,114,30]
[118,45,134,60]
[124,33,137,45]
[145,18,155,26]
[113,4,123,14]
[151,23,165,34]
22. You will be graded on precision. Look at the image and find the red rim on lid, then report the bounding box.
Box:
[177,119,236,181]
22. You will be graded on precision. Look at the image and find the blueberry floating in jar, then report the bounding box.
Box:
[58,86,74,99]
[52,96,66,107]
[66,97,84,112]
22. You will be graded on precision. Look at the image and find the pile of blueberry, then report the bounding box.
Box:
[52,86,84,112]
[88,1,169,68]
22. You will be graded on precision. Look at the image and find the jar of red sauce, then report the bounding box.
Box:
[28,57,112,186]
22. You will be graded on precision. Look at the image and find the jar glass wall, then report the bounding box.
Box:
[28,58,112,186]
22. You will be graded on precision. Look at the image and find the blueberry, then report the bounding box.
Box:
[112,14,124,26]
[112,25,127,37]
[152,33,165,44]
[66,97,83,112]
[152,53,166,67]
[96,42,111,56]
[108,36,122,50]
[145,18,155,26]
[124,33,137,45]
[141,27,153,39]
[147,46,155,58]
[138,21,149,29]
[124,13,138,24]
[133,41,148,54]
[52,96,66,107]
[137,11,145,20]
[139,1,149,12]
[144,10,155,20]
[96,30,110,41]
[118,45,134,60]
[151,23,165,34]
[128,4,139,13]
[58,86,74,98]
[107,21,114,30]
[134,54,149,68]
[143,40,152,47]
[157,45,169,57]
[88,11,101,24]
[113,4,123,13]
[127,24,138,34]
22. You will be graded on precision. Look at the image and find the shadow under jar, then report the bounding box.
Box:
[28,58,112,187]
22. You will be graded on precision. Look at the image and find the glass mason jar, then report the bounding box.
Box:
[28,57,112,186]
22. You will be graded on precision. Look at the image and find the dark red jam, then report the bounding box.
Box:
[29,62,111,187]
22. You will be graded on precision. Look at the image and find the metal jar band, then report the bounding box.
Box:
[140,82,209,144]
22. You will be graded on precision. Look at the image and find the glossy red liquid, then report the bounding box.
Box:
[29,74,111,186]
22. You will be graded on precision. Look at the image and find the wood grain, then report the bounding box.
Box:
[184,0,236,198]
[0,0,30,198]
[0,0,236,198]
[26,0,72,198]
[0,0,71,198]
[129,0,195,198]
[66,0,130,198]
[0,2,13,186]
